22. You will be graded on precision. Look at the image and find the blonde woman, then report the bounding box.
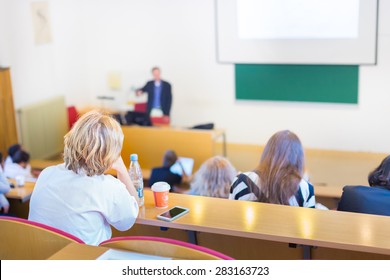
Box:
[187,156,237,198]
[230,130,315,208]
[29,111,139,245]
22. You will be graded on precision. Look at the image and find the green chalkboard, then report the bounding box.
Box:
[235,64,359,104]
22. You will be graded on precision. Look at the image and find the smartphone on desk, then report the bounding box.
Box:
[156,206,189,222]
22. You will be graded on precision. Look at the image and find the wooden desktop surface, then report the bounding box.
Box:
[137,190,390,256]
[6,181,390,257]
[48,243,109,260]
[313,185,343,198]
[5,180,35,203]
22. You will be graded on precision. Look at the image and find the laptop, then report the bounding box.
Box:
[170,157,195,176]
[125,111,152,126]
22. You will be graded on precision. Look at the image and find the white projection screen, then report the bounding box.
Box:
[216,0,378,65]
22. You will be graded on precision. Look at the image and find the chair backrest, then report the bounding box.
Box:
[100,236,234,260]
[0,217,84,259]
[67,106,79,129]
[134,102,147,113]
[338,186,390,216]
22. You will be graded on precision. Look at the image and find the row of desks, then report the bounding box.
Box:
[139,190,390,257]
[7,175,390,258]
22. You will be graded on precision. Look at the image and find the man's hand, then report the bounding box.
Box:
[135,90,143,97]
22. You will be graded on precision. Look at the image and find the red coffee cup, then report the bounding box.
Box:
[151,182,171,208]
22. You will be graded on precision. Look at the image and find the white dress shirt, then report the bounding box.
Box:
[0,171,10,210]
[3,162,32,180]
[28,164,139,245]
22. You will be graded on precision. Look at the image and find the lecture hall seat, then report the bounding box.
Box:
[99,236,234,260]
[134,102,147,113]
[0,217,84,260]
[67,105,79,129]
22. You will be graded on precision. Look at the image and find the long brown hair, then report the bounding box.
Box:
[254,130,304,205]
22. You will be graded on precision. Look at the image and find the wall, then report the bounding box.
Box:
[0,0,90,109]
[1,0,390,153]
[82,0,390,153]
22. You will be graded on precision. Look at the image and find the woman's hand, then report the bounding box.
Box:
[111,156,127,174]
[112,156,140,205]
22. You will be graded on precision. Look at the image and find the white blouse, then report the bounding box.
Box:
[28,164,139,245]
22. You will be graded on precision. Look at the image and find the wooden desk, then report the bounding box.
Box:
[121,126,225,171]
[5,180,35,203]
[48,243,109,260]
[314,185,343,198]
[136,190,390,257]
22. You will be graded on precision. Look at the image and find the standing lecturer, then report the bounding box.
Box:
[136,67,172,117]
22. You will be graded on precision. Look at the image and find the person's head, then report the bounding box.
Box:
[12,150,30,168]
[255,130,304,205]
[152,66,161,81]
[162,150,178,168]
[8,144,22,161]
[368,156,390,188]
[190,156,236,198]
[64,110,124,176]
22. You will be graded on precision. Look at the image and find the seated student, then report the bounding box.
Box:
[4,144,21,169]
[28,111,139,245]
[338,155,390,216]
[0,153,11,214]
[230,130,315,208]
[149,150,187,191]
[187,156,236,198]
[4,144,35,178]
[4,150,33,179]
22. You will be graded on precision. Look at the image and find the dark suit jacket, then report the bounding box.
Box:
[148,167,182,191]
[141,80,172,116]
[337,185,390,216]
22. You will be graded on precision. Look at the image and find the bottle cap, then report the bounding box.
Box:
[130,154,138,161]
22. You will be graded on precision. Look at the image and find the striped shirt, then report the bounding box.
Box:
[229,171,316,208]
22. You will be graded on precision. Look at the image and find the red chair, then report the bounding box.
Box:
[99,236,234,260]
[151,116,170,126]
[67,106,79,129]
[134,102,147,113]
[0,216,84,259]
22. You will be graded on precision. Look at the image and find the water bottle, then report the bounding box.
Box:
[129,154,144,207]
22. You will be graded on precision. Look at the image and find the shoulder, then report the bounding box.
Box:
[162,80,171,87]
[297,179,316,208]
[38,164,68,179]
[151,167,165,174]
[145,81,154,87]
[298,180,314,198]
[230,171,259,201]
[232,171,260,186]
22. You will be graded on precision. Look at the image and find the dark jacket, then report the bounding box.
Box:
[149,167,182,191]
[141,80,172,116]
[337,185,390,216]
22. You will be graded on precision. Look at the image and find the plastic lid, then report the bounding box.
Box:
[151,182,171,192]
[130,154,138,161]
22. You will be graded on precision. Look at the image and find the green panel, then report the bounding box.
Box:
[235,64,359,104]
